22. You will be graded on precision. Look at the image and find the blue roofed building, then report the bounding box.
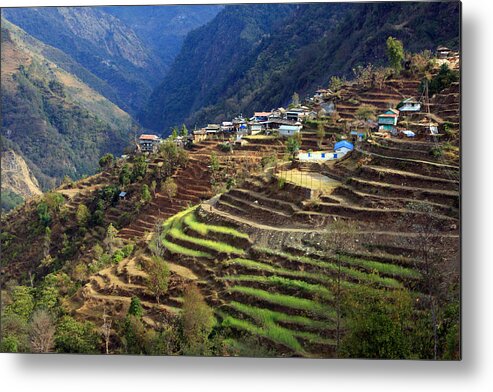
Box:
[334,140,354,156]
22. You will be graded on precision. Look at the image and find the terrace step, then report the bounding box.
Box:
[361,142,442,162]
[228,188,300,215]
[333,185,459,218]
[302,201,456,230]
[220,193,293,219]
[346,177,459,208]
[354,146,459,179]
[358,165,459,191]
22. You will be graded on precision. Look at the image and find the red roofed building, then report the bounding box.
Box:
[138,134,161,153]
[253,112,272,122]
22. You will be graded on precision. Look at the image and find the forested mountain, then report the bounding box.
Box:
[2,6,222,115]
[101,5,222,71]
[1,18,135,193]
[1,7,163,114]
[141,2,460,134]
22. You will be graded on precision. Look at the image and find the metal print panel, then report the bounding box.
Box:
[0,1,461,359]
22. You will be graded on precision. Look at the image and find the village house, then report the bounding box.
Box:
[221,121,234,133]
[334,140,354,157]
[205,124,221,138]
[234,134,248,147]
[286,108,306,122]
[350,130,366,142]
[138,134,161,153]
[249,123,264,135]
[253,111,272,122]
[172,135,185,148]
[437,46,452,59]
[192,128,207,143]
[398,98,422,112]
[314,88,331,100]
[278,124,302,137]
[232,116,247,132]
[299,150,334,161]
[378,109,399,133]
[270,108,286,119]
[237,123,249,136]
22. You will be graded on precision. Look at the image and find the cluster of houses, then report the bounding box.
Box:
[134,106,316,153]
[375,97,439,138]
[191,106,318,143]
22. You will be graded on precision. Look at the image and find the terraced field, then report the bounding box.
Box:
[334,78,422,122]
[114,137,289,242]
[72,251,194,328]
[153,203,430,358]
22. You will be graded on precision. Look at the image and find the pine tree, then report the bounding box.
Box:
[386,36,404,74]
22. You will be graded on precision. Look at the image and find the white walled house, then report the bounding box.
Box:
[278,124,302,137]
[398,98,422,112]
[249,123,264,135]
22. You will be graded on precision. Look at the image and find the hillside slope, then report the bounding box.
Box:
[2,7,164,114]
[141,2,460,133]
[101,5,222,72]
[1,19,134,190]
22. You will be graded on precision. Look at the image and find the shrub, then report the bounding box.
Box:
[37,201,51,227]
[121,243,135,257]
[181,284,215,355]
[99,153,114,169]
[329,76,344,92]
[76,204,90,227]
[55,316,99,353]
[219,142,233,153]
[430,146,443,158]
[426,64,459,96]
[141,184,152,203]
[161,177,178,200]
[112,249,125,264]
[128,296,144,318]
[261,154,277,169]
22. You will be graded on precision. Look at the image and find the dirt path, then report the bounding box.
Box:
[207,203,458,238]
[168,262,198,280]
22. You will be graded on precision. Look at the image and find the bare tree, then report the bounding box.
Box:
[30,309,55,353]
[323,220,357,354]
[403,204,458,359]
[101,308,112,355]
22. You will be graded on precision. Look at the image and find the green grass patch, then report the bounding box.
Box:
[228,286,335,319]
[338,255,421,279]
[221,274,333,301]
[221,313,335,356]
[183,212,249,239]
[229,301,332,330]
[225,258,359,291]
[222,315,305,354]
[161,205,198,232]
[168,227,245,255]
[254,247,403,289]
[162,238,213,259]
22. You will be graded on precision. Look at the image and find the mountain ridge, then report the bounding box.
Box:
[141,2,460,134]
[1,18,135,194]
